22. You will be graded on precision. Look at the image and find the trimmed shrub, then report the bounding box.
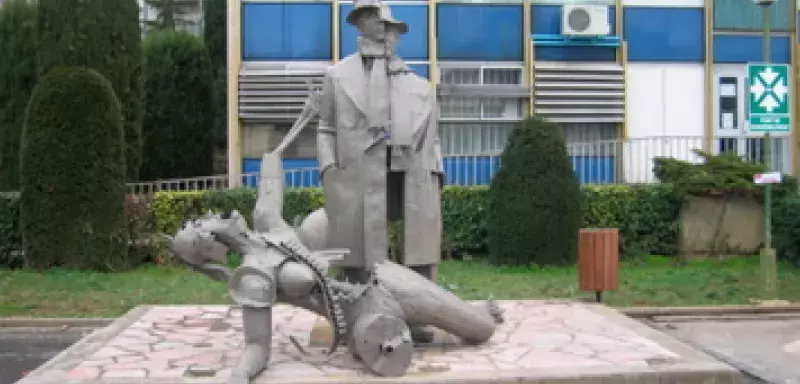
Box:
[37,0,144,181]
[203,0,228,149]
[442,186,488,256]
[581,184,681,259]
[0,0,37,191]
[0,193,22,268]
[773,196,800,267]
[654,150,798,199]
[140,30,216,180]
[19,67,129,271]
[487,117,583,266]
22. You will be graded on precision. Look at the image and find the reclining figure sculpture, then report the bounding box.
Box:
[164,95,503,384]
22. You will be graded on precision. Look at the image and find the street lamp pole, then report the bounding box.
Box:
[755,0,777,297]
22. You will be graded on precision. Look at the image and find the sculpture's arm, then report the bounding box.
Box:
[429,96,445,178]
[253,153,289,233]
[317,73,337,178]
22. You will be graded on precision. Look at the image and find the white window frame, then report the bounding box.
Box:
[437,62,526,122]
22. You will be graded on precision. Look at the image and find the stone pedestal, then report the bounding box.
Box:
[17,301,745,384]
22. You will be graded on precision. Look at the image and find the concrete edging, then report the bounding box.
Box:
[2,303,799,328]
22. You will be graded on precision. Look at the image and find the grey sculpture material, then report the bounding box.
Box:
[317,0,445,283]
[165,151,502,383]
[162,3,496,383]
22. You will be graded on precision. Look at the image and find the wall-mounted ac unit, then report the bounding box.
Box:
[562,4,611,37]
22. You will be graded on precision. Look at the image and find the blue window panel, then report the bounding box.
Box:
[408,64,429,79]
[530,5,616,61]
[531,5,616,36]
[714,0,791,31]
[242,3,332,60]
[624,7,704,62]
[713,35,791,64]
[241,158,321,188]
[443,156,500,186]
[339,4,428,60]
[572,156,616,184]
[437,4,523,61]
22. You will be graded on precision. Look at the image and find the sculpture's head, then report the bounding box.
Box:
[165,211,249,266]
[347,0,407,42]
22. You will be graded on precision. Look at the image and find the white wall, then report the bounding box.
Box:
[624,63,706,182]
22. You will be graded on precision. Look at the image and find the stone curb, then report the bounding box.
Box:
[1,303,799,328]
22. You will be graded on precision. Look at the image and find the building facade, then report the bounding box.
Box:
[138,0,205,37]
[226,0,800,187]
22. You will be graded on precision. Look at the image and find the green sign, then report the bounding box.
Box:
[748,64,792,132]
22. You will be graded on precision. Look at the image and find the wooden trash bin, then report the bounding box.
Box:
[578,228,619,302]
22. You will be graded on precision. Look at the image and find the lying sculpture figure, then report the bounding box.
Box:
[164,152,503,384]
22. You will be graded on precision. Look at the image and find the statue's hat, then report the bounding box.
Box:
[346,0,408,34]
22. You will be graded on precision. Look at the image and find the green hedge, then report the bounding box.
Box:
[147,184,682,260]
[8,183,800,269]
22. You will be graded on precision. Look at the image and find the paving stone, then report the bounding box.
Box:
[782,339,800,355]
[102,369,147,378]
[64,366,100,380]
[148,368,186,378]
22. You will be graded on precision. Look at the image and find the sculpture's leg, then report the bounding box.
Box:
[352,313,413,377]
[375,262,498,345]
[229,306,272,384]
[345,281,413,376]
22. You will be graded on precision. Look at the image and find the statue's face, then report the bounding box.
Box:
[385,24,402,54]
[356,8,385,41]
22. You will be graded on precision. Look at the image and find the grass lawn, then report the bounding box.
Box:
[1,256,798,318]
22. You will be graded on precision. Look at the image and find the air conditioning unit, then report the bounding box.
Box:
[562,4,611,37]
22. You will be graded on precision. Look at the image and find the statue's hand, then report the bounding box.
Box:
[320,162,337,181]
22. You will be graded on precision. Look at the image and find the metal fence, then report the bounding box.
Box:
[120,135,793,194]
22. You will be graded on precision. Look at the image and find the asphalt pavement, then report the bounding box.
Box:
[0,327,93,384]
[651,316,800,384]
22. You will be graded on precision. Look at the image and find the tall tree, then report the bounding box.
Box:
[20,67,129,271]
[37,0,144,181]
[141,30,216,180]
[0,0,37,191]
[203,0,227,150]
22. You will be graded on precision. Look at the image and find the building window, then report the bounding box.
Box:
[438,64,525,156]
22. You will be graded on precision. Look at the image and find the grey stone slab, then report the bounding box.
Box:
[13,302,748,384]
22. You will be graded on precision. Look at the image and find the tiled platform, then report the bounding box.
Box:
[17,301,745,384]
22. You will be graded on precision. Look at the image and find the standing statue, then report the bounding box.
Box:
[317,0,445,284]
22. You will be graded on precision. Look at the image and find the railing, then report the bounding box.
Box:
[127,175,229,195]
[117,135,800,194]
[1,135,788,197]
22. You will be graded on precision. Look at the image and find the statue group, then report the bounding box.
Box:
[165,1,503,383]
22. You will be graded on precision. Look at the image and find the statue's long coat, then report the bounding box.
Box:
[317,53,443,269]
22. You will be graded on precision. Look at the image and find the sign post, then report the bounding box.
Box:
[747,0,785,297]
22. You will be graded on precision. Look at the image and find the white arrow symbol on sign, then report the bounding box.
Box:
[773,79,788,102]
[760,67,779,85]
[752,79,766,100]
[762,94,780,112]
